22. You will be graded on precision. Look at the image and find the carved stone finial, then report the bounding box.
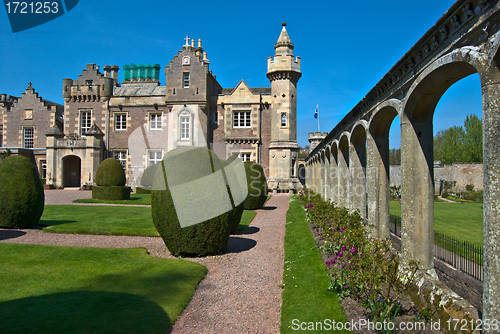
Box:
[282,22,286,27]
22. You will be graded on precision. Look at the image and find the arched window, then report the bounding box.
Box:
[281,113,287,127]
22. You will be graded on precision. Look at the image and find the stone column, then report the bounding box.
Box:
[480,73,500,325]
[305,161,311,189]
[329,147,339,205]
[320,153,326,200]
[337,143,349,208]
[400,117,434,271]
[366,132,390,239]
[324,149,331,201]
[349,140,366,218]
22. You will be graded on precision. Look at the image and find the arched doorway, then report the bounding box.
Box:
[63,155,81,188]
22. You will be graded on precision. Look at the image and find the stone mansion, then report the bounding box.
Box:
[0,23,301,192]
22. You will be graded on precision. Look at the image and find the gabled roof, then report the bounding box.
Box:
[221,80,271,96]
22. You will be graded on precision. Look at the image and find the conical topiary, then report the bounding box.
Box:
[151,146,245,256]
[242,161,268,210]
[0,155,45,228]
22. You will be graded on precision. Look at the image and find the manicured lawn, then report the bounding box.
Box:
[73,193,152,205]
[389,200,483,246]
[238,210,257,231]
[40,205,257,236]
[0,243,206,334]
[280,196,348,333]
[39,205,159,236]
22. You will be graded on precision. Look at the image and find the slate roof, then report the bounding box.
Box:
[221,87,271,95]
[113,86,166,97]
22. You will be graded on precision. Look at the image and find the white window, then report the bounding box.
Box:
[23,127,34,148]
[41,160,47,179]
[183,73,190,88]
[148,150,162,165]
[149,113,162,130]
[281,113,287,127]
[180,116,190,140]
[114,151,127,169]
[233,111,251,128]
[80,111,92,136]
[234,152,251,162]
[115,113,127,130]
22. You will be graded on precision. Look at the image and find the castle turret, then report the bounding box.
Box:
[266,22,302,192]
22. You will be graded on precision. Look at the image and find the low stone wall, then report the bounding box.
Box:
[390,163,483,192]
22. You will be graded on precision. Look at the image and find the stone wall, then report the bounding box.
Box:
[390,163,483,191]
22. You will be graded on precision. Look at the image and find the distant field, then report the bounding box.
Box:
[389,200,483,246]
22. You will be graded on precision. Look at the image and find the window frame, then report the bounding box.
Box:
[149,112,162,131]
[114,151,127,169]
[183,72,190,88]
[180,115,190,140]
[80,110,92,137]
[148,150,163,165]
[281,113,288,127]
[234,152,252,162]
[233,111,251,128]
[114,113,127,131]
[23,126,34,148]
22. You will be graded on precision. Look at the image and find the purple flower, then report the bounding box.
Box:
[331,259,336,264]
[350,247,357,254]
[334,256,338,261]
[316,228,319,232]
[340,227,345,232]
[332,228,335,232]
[344,285,348,289]
[341,245,346,251]
[325,260,331,266]
[338,251,344,257]
[347,256,351,261]
[342,263,346,268]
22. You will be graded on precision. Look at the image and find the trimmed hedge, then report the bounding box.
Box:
[243,161,268,210]
[92,186,131,200]
[0,155,45,228]
[136,164,159,194]
[151,147,242,256]
[135,187,151,194]
[95,158,126,187]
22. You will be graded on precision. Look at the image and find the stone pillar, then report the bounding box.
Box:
[320,153,326,200]
[366,132,390,239]
[337,142,349,208]
[349,139,366,218]
[329,147,339,205]
[401,117,434,271]
[480,74,500,326]
[324,150,331,201]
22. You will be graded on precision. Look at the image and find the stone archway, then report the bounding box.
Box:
[63,155,81,188]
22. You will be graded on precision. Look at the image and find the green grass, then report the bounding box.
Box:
[389,200,483,247]
[238,210,257,231]
[280,196,348,333]
[0,243,206,334]
[39,205,159,236]
[73,193,152,205]
[40,205,257,236]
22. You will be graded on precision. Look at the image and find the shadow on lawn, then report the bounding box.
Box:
[0,291,171,334]
[38,219,77,227]
[0,229,26,240]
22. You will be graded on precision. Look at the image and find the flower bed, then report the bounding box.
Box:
[297,189,443,334]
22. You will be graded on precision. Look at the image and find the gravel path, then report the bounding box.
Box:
[0,189,289,333]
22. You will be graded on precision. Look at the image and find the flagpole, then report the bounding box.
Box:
[317,108,320,132]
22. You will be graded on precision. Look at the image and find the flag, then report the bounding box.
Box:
[314,104,318,119]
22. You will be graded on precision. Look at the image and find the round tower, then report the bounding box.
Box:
[266,22,302,192]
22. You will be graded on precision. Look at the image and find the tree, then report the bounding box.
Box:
[389,148,401,165]
[433,113,482,164]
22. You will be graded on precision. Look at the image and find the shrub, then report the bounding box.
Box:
[242,161,267,210]
[135,187,151,194]
[151,147,242,256]
[95,158,126,187]
[93,158,128,200]
[0,155,44,228]
[92,186,131,200]
[137,163,159,193]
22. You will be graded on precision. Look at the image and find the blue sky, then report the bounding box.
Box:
[0,0,482,149]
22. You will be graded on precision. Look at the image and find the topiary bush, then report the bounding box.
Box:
[95,158,126,187]
[151,147,245,256]
[93,158,130,200]
[0,155,44,228]
[242,161,267,210]
[136,164,159,194]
